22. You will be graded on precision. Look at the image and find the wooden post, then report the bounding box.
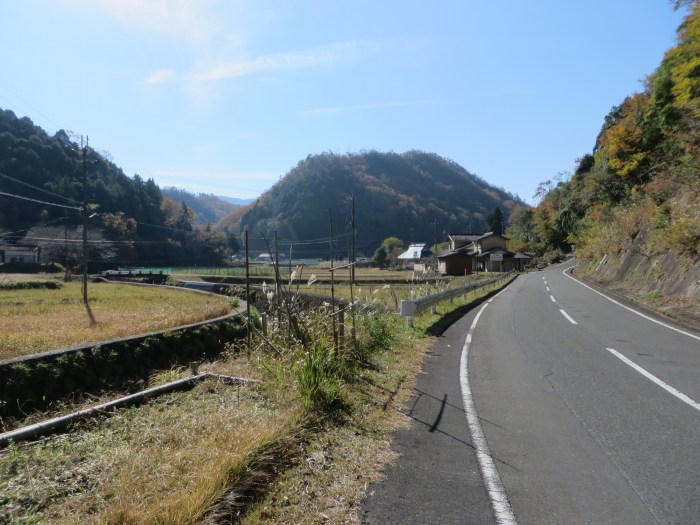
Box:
[261,312,268,337]
[338,310,345,349]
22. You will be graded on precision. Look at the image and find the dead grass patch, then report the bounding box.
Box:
[0,361,301,524]
[0,282,232,360]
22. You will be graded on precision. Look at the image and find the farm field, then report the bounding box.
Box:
[0,271,516,524]
[0,279,233,361]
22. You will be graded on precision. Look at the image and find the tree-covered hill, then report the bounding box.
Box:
[507,1,700,308]
[0,109,237,268]
[227,150,524,257]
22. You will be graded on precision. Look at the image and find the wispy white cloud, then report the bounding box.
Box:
[148,169,279,198]
[187,40,381,83]
[143,68,178,85]
[69,0,225,45]
[298,99,440,117]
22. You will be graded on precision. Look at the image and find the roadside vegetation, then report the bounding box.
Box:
[0,281,233,361]
[0,269,514,524]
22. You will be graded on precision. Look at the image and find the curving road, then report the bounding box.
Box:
[363,261,700,524]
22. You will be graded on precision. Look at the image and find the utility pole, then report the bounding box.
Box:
[63,210,70,282]
[351,193,356,284]
[433,219,438,267]
[81,136,89,306]
[244,228,251,353]
[329,209,337,348]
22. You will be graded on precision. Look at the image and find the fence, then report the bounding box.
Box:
[399,270,517,325]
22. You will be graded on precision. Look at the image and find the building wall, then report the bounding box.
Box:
[3,249,40,264]
[439,253,474,275]
[479,236,507,252]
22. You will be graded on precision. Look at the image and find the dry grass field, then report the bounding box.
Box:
[0,278,233,361]
[0,325,428,524]
[0,272,515,524]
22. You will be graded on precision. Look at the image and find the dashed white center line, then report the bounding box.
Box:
[546,286,550,292]
[606,348,700,411]
[550,295,557,303]
[559,309,577,324]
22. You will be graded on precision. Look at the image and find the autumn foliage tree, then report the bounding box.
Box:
[515,2,700,263]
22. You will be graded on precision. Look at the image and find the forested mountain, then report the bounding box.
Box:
[507,2,700,305]
[161,187,238,226]
[226,150,524,257]
[0,109,237,268]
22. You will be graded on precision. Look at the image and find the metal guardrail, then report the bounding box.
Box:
[399,270,517,319]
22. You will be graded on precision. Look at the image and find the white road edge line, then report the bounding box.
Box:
[461,301,518,525]
[559,309,577,324]
[564,267,700,342]
[606,348,700,411]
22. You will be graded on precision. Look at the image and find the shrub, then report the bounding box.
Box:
[294,342,342,411]
[356,310,395,361]
[0,281,62,291]
[0,262,64,274]
[667,217,700,255]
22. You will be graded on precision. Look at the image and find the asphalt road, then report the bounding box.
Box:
[362,262,700,524]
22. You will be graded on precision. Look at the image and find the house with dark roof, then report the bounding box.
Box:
[437,232,531,275]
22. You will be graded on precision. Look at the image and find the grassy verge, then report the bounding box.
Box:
[236,274,517,524]
[0,281,233,360]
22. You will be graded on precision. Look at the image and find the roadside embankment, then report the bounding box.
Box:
[0,312,246,420]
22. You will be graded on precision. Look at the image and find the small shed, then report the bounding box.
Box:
[436,247,474,275]
[513,252,533,271]
[0,245,41,264]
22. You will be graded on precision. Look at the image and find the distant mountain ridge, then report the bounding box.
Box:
[217,195,255,207]
[228,150,525,257]
[160,187,239,226]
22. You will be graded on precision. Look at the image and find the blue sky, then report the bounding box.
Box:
[0,1,687,203]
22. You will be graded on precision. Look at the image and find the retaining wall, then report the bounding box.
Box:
[0,312,246,419]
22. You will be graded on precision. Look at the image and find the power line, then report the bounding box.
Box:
[16,236,174,245]
[0,80,65,132]
[0,190,81,211]
[0,216,66,238]
[0,172,81,205]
